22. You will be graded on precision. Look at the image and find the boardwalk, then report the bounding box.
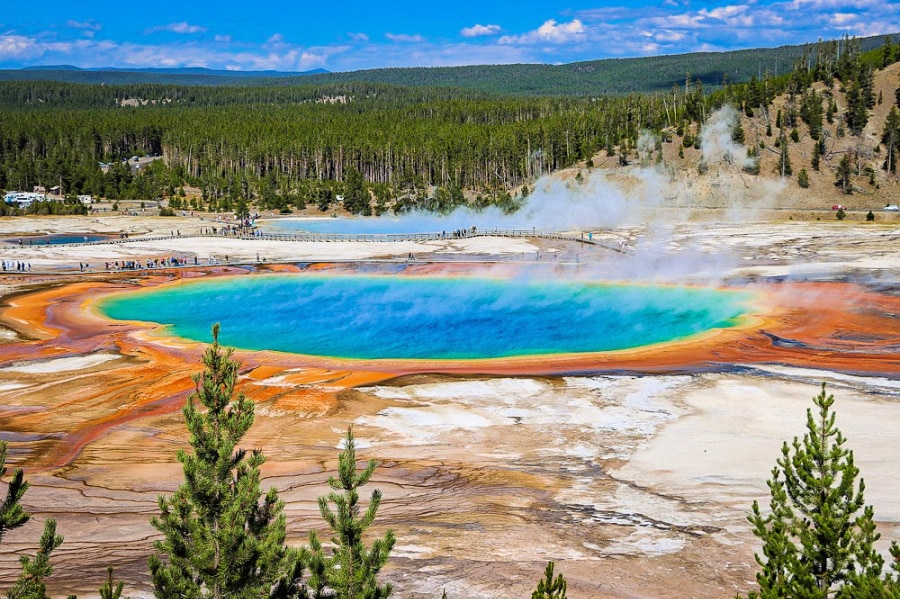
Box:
[58,228,622,252]
[1,227,627,274]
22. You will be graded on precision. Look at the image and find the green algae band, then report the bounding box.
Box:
[98,275,753,360]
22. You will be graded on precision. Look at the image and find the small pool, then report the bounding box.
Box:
[260,216,491,235]
[4,234,112,246]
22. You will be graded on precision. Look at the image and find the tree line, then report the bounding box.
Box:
[0,84,672,214]
[1,35,897,215]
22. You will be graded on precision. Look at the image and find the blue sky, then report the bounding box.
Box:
[2,0,899,72]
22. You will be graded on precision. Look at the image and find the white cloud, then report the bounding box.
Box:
[385,33,425,43]
[0,34,37,59]
[0,32,353,72]
[170,22,207,34]
[649,4,755,29]
[830,12,857,25]
[655,13,703,28]
[299,51,326,69]
[348,32,369,42]
[499,19,587,45]
[460,24,501,38]
[637,0,900,47]
[785,0,882,9]
[145,22,207,35]
[214,34,232,43]
[701,4,749,19]
[267,33,285,44]
[66,20,101,31]
[653,30,687,42]
[323,39,530,71]
[697,4,756,27]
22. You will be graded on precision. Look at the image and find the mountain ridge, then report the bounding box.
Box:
[3,33,895,96]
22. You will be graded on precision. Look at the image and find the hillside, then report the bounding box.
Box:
[297,36,893,96]
[547,60,900,221]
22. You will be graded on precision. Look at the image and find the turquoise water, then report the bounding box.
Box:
[260,217,414,234]
[4,234,110,245]
[98,275,752,360]
[261,216,485,235]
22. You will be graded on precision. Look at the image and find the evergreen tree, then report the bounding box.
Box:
[882,36,896,68]
[342,168,371,216]
[7,519,65,599]
[532,562,567,599]
[310,427,395,599]
[811,139,821,171]
[744,384,900,598]
[99,567,127,599]
[882,107,900,173]
[732,119,745,145]
[860,65,876,110]
[149,324,300,599]
[777,135,793,177]
[1,441,64,599]
[1,441,30,544]
[800,89,823,140]
[836,152,854,194]
[845,83,869,135]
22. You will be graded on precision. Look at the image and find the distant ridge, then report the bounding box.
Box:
[27,64,83,71]
[22,65,330,77]
[0,65,328,86]
[294,34,896,96]
[1,33,895,95]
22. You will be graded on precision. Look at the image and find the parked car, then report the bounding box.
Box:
[831,204,847,211]
[884,204,899,212]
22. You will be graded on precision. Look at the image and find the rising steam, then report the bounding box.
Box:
[265,106,785,283]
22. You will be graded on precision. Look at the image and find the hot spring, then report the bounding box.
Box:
[259,214,522,235]
[97,274,754,361]
[259,217,435,235]
[4,233,112,245]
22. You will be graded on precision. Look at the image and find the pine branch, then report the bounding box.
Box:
[0,442,31,545]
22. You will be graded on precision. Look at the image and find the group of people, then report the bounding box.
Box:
[447,226,477,239]
[2,261,31,271]
[198,226,247,236]
[101,256,198,271]
[77,253,271,272]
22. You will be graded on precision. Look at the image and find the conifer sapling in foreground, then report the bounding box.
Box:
[148,324,301,599]
[308,427,396,599]
[744,383,900,598]
[1,440,64,599]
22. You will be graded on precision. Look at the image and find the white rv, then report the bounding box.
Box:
[4,192,47,208]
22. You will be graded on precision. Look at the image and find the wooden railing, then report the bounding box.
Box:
[20,228,622,252]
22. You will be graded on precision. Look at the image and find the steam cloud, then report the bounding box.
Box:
[267,105,786,283]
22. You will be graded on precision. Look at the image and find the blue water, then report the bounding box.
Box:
[260,217,448,235]
[98,275,753,360]
[261,216,502,235]
[4,234,110,245]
